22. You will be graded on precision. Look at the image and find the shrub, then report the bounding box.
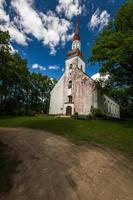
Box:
[90,107,103,118]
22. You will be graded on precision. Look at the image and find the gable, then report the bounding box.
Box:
[50,73,65,94]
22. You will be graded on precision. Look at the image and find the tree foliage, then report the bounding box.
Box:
[0,30,56,115]
[90,1,133,117]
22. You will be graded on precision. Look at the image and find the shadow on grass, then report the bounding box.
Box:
[0,142,21,194]
[0,116,133,155]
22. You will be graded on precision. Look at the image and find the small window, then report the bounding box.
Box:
[69,64,72,69]
[68,80,72,89]
[68,96,72,103]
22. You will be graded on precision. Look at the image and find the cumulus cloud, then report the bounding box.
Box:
[7,24,28,45]
[40,10,72,54]
[0,0,74,54]
[32,64,60,71]
[32,64,47,71]
[0,0,28,45]
[11,0,44,40]
[0,0,11,25]
[48,65,59,70]
[89,8,110,31]
[56,0,82,19]
[0,0,9,22]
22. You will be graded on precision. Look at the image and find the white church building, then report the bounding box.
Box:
[49,17,120,118]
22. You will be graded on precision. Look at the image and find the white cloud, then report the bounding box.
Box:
[9,0,73,54]
[11,0,44,40]
[0,0,74,54]
[0,0,9,23]
[40,10,72,54]
[0,9,9,22]
[56,0,82,19]
[89,8,110,31]
[48,65,59,70]
[0,0,28,45]
[0,0,5,8]
[7,24,28,45]
[32,64,60,71]
[32,64,47,71]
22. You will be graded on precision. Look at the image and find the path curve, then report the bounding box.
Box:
[0,128,133,200]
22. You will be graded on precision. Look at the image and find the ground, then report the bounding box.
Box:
[0,127,133,200]
[0,116,133,154]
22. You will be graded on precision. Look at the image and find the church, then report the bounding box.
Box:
[49,17,120,118]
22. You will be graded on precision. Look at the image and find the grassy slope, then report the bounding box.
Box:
[0,116,133,155]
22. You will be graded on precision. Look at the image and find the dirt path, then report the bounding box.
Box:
[0,128,133,200]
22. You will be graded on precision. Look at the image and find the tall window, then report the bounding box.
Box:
[68,95,72,103]
[68,80,72,89]
[69,64,72,69]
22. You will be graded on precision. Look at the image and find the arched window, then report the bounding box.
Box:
[68,80,72,89]
[69,64,72,69]
[68,95,72,103]
[104,101,107,113]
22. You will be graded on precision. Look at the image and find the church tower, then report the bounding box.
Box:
[65,16,85,73]
[63,16,86,115]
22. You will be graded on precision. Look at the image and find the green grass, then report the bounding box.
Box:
[0,116,133,155]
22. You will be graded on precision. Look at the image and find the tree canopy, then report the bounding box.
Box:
[0,30,56,115]
[90,1,133,117]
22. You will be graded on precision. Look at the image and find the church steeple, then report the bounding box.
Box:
[66,16,85,72]
[73,16,80,41]
[72,16,81,50]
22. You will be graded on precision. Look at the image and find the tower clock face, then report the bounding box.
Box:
[76,42,80,49]
[72,40,81,50]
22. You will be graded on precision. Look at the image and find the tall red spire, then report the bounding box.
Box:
[73,15,80,41]
[75,15,79,34]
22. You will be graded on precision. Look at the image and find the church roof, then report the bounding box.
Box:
[73,16,80,41]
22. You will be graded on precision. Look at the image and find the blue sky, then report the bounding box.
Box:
[0,0,125,79]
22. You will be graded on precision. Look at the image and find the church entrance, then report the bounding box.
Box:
[66,106,72,115]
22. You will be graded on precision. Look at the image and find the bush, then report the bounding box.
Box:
[90,107,104,118]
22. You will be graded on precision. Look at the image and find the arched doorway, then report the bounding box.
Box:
[66,106,72,115]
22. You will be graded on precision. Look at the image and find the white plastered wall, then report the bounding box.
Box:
[65,56,85,73]
[49,75,64,115]
[102,94,120,118]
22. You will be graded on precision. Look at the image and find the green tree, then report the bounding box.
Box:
[29,73,55,114]
[0,30,56,115]
[0,31,30,114]
[90,1,133,117]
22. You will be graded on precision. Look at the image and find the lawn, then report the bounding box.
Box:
[0,116,133,155]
